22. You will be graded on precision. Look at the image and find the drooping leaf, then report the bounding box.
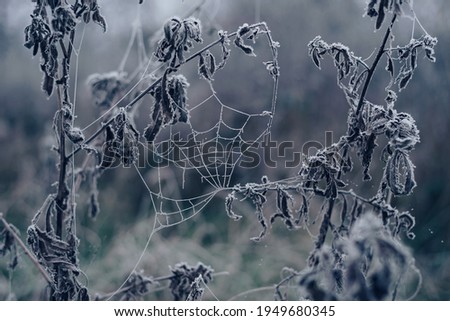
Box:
[398,71,413,91]
[234,23,256,56]
[312,49,321,69]
[357,133,378,181]
[386,54,394,78]
[410,48,417,70]
[154,17,202,65]
[225,192,241,221]
[375,0,387,30]
[385,150,416,196]
[216,30,231,70]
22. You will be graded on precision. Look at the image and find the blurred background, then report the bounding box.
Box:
[0,0,449,300]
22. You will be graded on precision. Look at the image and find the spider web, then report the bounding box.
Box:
[70,2,278,299]
[135,84,275,233]
[77,4,279,235]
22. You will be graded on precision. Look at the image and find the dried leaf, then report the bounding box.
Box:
[296,193,309,225]
[359,133,377,181]
[225,192,242,221]
[234,37,255,56]
[366,0,378,17]
[66,127,85,144]
[398,71,413,91]
[312,49,321,69]
[386,150,416,196]
[216,30,231,70]
[394,211,416,239]
[198,52,211,80]
[154,17,202,64]
[92,9,107,33]
[386,55,394,78]
[234,24,256,56]
[208,51,216,76]
[271,188,295,229]
[42,73,54,97]
[143,118,162,144]
[339,195,348,230]
[169,262,213,301]
[99,125,117,169]
[410,48,417,70]
[376,0,386,30]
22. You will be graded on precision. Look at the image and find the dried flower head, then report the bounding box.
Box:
[87,71,129,108]
[169,262,213,301]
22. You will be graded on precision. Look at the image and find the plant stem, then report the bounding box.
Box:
[355,14,397,117]
[55,30,76,239]
[55,89,68,239]
[312,15,398,253]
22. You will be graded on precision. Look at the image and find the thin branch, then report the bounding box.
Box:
[259,22,279,132]
[94,270,228,300]
[355,14,397,117]
[0,213,53,285]
[67,30,76,65]
[227,286,276,301]
[275,268,300,300]
[232,182,379,208]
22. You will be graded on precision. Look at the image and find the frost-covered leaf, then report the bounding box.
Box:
[386,54,394,78]
[366,0,413,30]
[225,192,241,221]
[51,5,78,35]
[271,187,295,229]
[234,23,256,56]
[92,9,107,33]
[145,73,189,143]
[386,111,420,151]
[397,70,413,91]
[311,49,321,69]
[155,17,202,65]
[386,150,416,196]
[198,51,216,81]
[423,34,438,62]
[216,30,231,70]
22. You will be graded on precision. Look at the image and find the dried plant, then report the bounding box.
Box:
[0,0,436,301]
[226,1,436,300]
[1,0,279,301]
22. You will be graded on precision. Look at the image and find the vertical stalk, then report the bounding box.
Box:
[55,93,68,240]
[52,30,76,300]
[54,30,75,239]
[355,14,397,117]
[316,15,398,255]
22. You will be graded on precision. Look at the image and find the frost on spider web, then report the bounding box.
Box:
[140,77,277,232]
[132,21,279,233]
[80,17,279,235]
[77,17,278,299]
